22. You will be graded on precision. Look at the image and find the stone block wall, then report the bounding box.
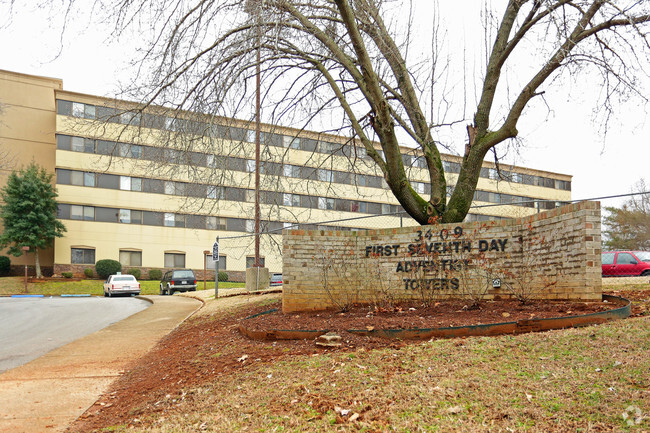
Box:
[282,201,602,313]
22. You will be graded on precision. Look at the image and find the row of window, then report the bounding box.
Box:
[71,246,228,270]
[57,203,386,232]
[56,165,549,214]
[56,103,571,192]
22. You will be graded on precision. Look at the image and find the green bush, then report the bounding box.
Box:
[0,256,11,276]
[95,259,122,279]
[148,269,162,280]
[127,268,141,279]
[62,272,73,278]
[218,271,229,282]
[84,268,94,278]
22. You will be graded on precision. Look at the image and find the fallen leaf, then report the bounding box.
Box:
[349,413,360,422]
[446,406,462,414]
[237,355,249,362]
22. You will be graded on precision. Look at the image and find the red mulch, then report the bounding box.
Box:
[67,291,649,433]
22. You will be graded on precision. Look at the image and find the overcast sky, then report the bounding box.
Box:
[1,1,648,209]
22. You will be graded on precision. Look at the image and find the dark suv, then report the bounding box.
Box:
[160,269,197,295]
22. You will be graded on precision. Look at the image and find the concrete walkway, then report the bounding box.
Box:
[0,295,201,433]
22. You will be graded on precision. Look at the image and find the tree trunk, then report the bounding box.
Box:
[34,249,42,279]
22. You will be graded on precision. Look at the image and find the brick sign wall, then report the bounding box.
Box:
[282,201,602,313]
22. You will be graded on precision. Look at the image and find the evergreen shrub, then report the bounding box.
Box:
[95,259,122,279]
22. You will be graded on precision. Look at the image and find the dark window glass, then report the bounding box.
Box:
[95,207,118,222]
[367,176,382,188]
[71,248,95,264]
[57,100,73,116]
[335,199,349,212]
[227,218,246,232]
[246,256,265,268]
[479,167,490,178]
[142,113,165,129]
[84,138,95,153]
[262,132,282,147]
[227,157,245,171]
[523,174,535,185]
[226,188,245,201]
[58,204,71,219]
[56,134,71,150]
[301,138,318,152]
[164,253,186,268]
[131,210,143,224]
[616,253,637,265]
[143,211,163,226]
[56,169,71,185]
[97,174,120,189]
[96,140,116,155]
[335,171,350,184]
[367,202,381,214]
[142,146,163,160]
[142,178,164,194]
[301,167,317,180]
[96,106,118,122]
[186,215,206,229]
[301,196,317,209]
[229,127,247,142]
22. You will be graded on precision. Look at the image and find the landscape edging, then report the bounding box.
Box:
[238,294,631,341]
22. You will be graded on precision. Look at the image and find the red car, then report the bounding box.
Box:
[602,251,650,277]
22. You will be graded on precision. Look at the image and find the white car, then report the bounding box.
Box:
[103,274,141,297]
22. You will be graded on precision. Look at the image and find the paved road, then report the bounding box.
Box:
[0,296,150,374]
[0,295,202,433]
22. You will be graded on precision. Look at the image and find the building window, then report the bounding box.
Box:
[163,213,185,228]
[164,181,175,195]
[318,197,335,210]
[283,164,300,178]
[119,250,142,267]
[119,209,131,223]
[246,160,256,172]
[72,102,85,118]
[412,182,425,194]
[283,193,300,207]
[164,252,186,268]
[318,169,334,183]
[207,185,225,199]
[206,216,227,230]
[283,136,300,149]
[381,203,392,215]
[205,254,227,271]
[246,256,265,268]
[246,220,255,233]
[71,248,95,264]
[71,205,94,221]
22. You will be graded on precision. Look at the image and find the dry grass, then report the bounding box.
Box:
[98,289,649,432]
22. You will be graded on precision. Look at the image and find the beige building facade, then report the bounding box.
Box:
[0,69,572,278]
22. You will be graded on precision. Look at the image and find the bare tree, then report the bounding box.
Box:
[604,179,650,250]
[59,0,650,223]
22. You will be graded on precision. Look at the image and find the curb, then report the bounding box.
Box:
[239,294,631,341]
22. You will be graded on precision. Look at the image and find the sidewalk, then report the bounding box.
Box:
[0,295,201,433]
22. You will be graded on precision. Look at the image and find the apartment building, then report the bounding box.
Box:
[0,70,572,277]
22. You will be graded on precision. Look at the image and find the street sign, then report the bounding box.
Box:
[212,241,219,261]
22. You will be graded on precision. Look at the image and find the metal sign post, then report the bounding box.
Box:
[213,237,219,299]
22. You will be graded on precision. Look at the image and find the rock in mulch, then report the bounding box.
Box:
[315,332,342,348]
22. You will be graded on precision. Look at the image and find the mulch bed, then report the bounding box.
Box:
[242,298,620,333]
[68,291,648,433]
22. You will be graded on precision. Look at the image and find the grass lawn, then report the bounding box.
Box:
[87,284,649,432]
[0,276,245,296]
